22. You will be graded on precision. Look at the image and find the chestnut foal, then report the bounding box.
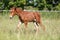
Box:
[10,7,45,32]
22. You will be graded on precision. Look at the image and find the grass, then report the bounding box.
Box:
[0,12,60,40]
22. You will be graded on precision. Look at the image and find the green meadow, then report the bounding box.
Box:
[0,12,60,40]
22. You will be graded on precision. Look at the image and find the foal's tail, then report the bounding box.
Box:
[34,12,45,31]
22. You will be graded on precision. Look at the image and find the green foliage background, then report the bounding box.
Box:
[0,0,60,10]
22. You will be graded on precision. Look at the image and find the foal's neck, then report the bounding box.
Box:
[16,9,24,16]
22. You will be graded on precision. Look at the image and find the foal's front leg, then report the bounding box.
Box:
[24,22,28,30]
[17,22,21,29]
[16,21,22,31]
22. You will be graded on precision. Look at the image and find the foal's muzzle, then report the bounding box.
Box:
[10,16,13,19]
[10,17,12,19]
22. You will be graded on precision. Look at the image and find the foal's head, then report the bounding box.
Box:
[10,7,23,19]
[10,7,16,19]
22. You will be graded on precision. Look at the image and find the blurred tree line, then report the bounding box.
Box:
[0,0,60,10]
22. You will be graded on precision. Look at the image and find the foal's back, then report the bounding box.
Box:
[20,11,36,22]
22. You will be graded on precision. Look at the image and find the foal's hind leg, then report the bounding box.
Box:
[34,22,39,32]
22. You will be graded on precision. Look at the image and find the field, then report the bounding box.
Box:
[0,11,60,40]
